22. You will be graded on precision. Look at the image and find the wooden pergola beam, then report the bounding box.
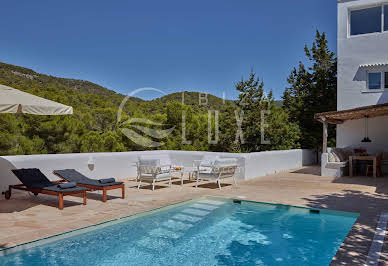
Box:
[325,118,344,125]
[315,116,344,125]
[315,103,388,122]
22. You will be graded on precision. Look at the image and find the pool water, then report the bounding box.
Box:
[0,198,358,266]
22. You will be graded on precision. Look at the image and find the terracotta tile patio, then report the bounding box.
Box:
[1,166,388,265]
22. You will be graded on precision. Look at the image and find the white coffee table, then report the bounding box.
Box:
[171,166,197,186]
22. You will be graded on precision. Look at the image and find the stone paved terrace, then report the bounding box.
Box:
[1,166,388,265]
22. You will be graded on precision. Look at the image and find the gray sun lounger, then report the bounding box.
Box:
[53,169,125,202]
[6,168,87,210]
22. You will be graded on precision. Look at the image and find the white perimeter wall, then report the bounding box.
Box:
[0,149,316,193]
[244,150,316,179]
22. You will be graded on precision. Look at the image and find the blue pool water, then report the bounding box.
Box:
[0,198,358,266]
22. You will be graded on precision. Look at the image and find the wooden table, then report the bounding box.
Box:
[349,155,377,178]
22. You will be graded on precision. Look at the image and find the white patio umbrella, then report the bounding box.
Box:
[0,84,73,115]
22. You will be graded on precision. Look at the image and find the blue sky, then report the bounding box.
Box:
[0,0,337,100]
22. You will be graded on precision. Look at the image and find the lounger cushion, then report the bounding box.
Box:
[42,185,87,193]
[99,178,115,184]
[12,168,54,189]
[58,182,77,189]
[12,168,87,192]
[54,169,123,187]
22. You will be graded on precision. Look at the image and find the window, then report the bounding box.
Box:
[366,72,388,91]
[385,72,388,89]
[385,5,388,31]
[351,6,382,35]
[368,72,381,90]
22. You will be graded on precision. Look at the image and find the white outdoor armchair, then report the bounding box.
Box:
[137,157,172,191]
[195,157,238,189]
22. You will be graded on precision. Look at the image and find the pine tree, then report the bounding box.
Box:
[233,72,300,152]
[283,30,337,150]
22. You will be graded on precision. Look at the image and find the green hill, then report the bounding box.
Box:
[152,91,231,110]
[0,62,229,111]
[0,62,136,97]
[0,62,234,154]
[0,62,297,155]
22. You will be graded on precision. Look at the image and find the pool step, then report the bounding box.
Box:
[161,219,193,231]
[171,213,203,223]
[180,208,211,217]
[137,200,225,252]
[197,199,226,206]
[148,227,183,239]
[190,203,220,211]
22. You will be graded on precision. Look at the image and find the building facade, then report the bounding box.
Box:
[337,0,388,153]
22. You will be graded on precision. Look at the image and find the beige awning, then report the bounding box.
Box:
[0,84,73,115]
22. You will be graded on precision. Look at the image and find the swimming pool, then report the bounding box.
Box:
[0,197,358,266]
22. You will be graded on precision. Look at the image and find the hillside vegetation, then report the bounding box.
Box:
[0,31,336,155]
[0,61,299,155]
[152,91,231,110]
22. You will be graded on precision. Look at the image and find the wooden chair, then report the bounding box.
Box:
[366,153,383,177]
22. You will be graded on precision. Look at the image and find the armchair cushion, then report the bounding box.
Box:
[328,152,336,162]
[333,148,349,162]
[213,158,238,167]
[139,172,171,180]
[328,152,340,162]
[326,161,348,169]
[138,158,160,166]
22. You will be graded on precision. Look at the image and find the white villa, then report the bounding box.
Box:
[318,0,388,176]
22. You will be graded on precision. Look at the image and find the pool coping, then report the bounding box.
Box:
[365,212,388,266]
[0,195,360,257]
